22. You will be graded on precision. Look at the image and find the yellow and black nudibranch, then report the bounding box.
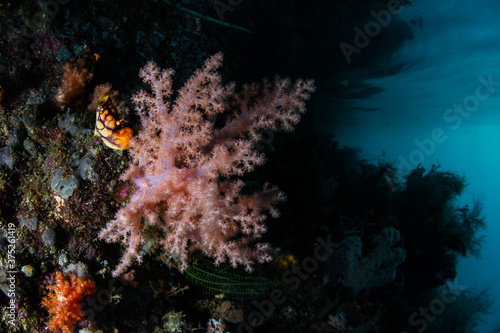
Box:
[95,95,133,150]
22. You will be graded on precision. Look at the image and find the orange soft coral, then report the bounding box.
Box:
[41,271,96,333]
[55,63,92,109]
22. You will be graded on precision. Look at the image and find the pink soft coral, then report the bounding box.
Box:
[99,53,315,276]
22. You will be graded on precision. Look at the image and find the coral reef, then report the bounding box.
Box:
[0,1,494,332]
[398,166,486,295]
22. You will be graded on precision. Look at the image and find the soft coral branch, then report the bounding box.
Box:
[99,53,315,276]
[41,271,96,333]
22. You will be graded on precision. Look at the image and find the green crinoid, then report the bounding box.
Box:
[185,259,279,300]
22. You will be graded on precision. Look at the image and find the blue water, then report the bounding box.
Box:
[325,0,500,331]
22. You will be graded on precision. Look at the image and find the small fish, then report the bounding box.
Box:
[95,95,133,150]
